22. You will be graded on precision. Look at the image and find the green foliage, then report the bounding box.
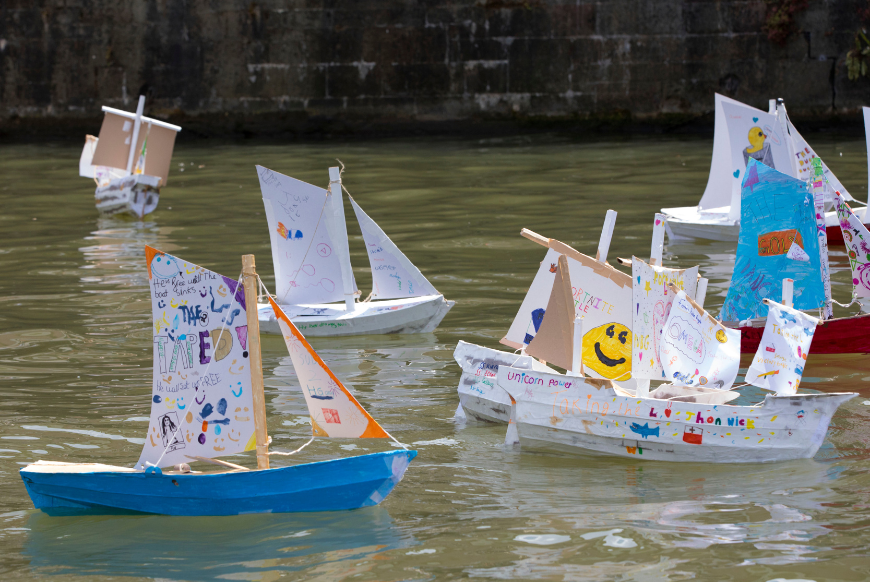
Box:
[846,31,870,81]
[763,0,808,46]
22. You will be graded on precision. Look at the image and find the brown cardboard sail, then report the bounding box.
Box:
[91,109,179,186]
[526,255,575,370]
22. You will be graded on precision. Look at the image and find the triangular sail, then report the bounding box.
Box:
[138,246,257,469]
[502,240,634,383]
[269,297,389,438]
[746,301,819,395]
[257,166,356,306]
[661,290,741,390]
[526,255,574,370]
[698,93,760,211]
[349,197,439,300]
[788,121,854,202]
[834,191,870,301]
[720,159,826,322]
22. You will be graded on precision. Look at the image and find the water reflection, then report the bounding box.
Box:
[24,507,412,580]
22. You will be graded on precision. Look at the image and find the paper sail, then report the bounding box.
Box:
[661,290,741,390]
[745,302,819,395]
[789,122,853,202]
[720,159,825,322]
[722,101,794,217]
[269,297,389,438]
[834,192,870,301]
[631,258,699,380]
[257,166,356,306]
[698,94,757,211]
[137,247,257,469]
[349,197,440,300]
[526,255,575,370]
[502,242,634,383]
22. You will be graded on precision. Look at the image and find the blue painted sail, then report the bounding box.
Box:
[721,159,825,322]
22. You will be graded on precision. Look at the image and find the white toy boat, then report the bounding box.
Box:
[80,95,181,218]
[455,211,654,424]
[499,244,856,463]
[255,165,453,337]
[662,94,865,243]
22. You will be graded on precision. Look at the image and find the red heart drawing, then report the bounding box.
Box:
[664,409,672,418]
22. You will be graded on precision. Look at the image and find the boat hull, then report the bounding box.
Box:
[258,295,454,337]
[662,204,867,246]
[95,174,161,218]
[498,367,855,464]
[732,313,870,354]
[20,450,416,516]
[454,341,554,424]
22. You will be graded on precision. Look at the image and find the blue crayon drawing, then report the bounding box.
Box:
[629,422,660,439]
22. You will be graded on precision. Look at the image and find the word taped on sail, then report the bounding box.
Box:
[269,297,389,438]
[138,246,256,469]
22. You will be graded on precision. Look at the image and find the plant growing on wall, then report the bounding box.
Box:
[846,30,870,80]
[846,3,870,80]
[763,0,808,46]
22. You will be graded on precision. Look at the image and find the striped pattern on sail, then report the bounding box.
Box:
[269,297,389,438]
[257,166,354,306]
[138,246,256,469]
[349,197,439,300]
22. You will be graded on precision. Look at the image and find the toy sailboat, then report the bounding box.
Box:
[721,159,870,354]
[19,248,415,515]
[499,253,856,463]
[661,94,864,243]
[79,95,181,218]
[254,166,454,337]
[455,211,675,423]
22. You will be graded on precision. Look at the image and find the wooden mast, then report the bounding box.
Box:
[242,254,270,470]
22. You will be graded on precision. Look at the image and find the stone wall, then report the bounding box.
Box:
[2,0,868,136]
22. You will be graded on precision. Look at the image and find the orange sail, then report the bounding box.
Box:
[269,297,389,438]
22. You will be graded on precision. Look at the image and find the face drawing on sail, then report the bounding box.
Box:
[742,127,775,169]
[582,323,632,381]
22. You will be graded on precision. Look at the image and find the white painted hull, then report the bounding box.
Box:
[454,341,555,424]
[662,204,868,243]
[258,294,454,337]
[498,367,855,464]
[95,174,161,218]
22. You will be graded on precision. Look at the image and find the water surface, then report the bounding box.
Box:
[0,134,868,581]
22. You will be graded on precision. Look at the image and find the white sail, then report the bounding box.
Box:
[864,107,870,204]
[721,101,795,220]
[834,192,870,300]
[350,197,439,300]
[788,121,854,202]
[631,258,699,380]
[660,290,740,390]
[745,301,819,395]
[257,166,356,306]
[698,93,757,211]
[138,247,257,469]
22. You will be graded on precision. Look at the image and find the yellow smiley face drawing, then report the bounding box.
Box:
[716,329,728,343]
[582,323,632,381]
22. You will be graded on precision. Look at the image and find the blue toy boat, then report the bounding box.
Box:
[20,250,416,515]
[21,450,416,515]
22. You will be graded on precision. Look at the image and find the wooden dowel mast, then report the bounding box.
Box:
[521,228,550,248]
[242,254,270,470]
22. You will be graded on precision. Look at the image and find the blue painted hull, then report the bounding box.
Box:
[20,450,416,516]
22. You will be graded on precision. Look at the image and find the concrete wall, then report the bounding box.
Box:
[2,1,868,136]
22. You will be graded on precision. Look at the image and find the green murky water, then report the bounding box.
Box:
[0,134,869,581]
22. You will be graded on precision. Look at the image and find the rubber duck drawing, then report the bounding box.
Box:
[742,126,775,169]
